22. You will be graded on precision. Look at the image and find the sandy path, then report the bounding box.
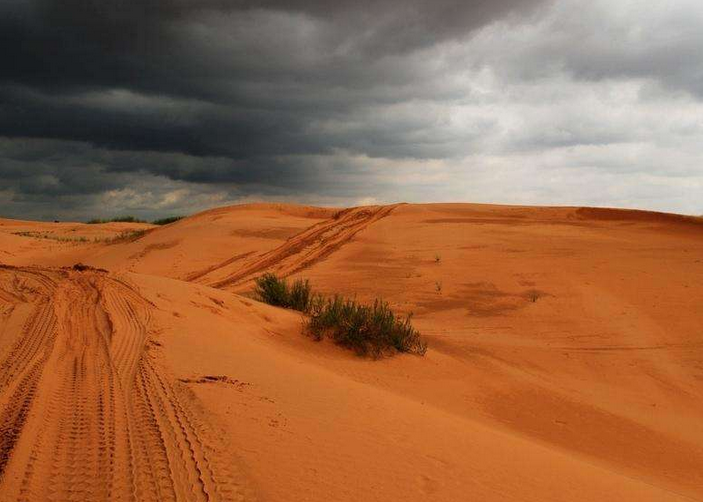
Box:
[0,266,247,502]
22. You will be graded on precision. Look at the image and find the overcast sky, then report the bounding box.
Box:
[1,0,702,220]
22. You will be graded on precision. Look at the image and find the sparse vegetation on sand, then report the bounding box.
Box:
[255,273,314,311]
[307,296,427,357]
[87,216,147,224]
[152,216,184,225]
[88,215,185,225]
[14,229,148,245]
[103,229,148,244]
[254,273,427,357]
[13,231,89,243]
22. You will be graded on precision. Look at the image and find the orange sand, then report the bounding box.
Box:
[1,202,702,501]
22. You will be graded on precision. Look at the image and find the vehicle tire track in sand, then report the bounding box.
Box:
[0,267,250,501]
[207,204,400,289]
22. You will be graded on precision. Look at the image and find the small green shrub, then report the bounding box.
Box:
[288,278,314,312]
[255,273,290,307]
[307,296,427,357]
[523,289,544,303]
[255,273,317,311]
[254,273,427,358]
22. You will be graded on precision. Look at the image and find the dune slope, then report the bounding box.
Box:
[0,264,691,502]
[148,272,693,502]
[1,202,702,501]
[82,203,337,280]
[185,202,703,499]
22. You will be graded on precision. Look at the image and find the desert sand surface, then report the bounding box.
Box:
[1,202,702,501]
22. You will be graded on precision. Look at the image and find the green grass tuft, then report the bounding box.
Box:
[288,278,314,312]
[307,296,426,357]
[254,273,426,358]
[254,273,292,307]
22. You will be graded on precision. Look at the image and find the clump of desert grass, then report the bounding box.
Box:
[288,277,315,312]
[254,273,426,358]
[307,296,427,357]
[255,272,294,307]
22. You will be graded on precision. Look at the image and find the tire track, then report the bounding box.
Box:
[206,204,400,289]
[0,267,250,501]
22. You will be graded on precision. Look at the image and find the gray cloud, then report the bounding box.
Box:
[1,0,703,220]
[469,0,703,97]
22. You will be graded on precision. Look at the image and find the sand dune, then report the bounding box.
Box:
[1,202,702,501]
[0,219,153,269]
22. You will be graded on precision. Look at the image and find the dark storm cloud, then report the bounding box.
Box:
[0,0,545,195]
[1,0,703,220]
[1,0,543,94]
